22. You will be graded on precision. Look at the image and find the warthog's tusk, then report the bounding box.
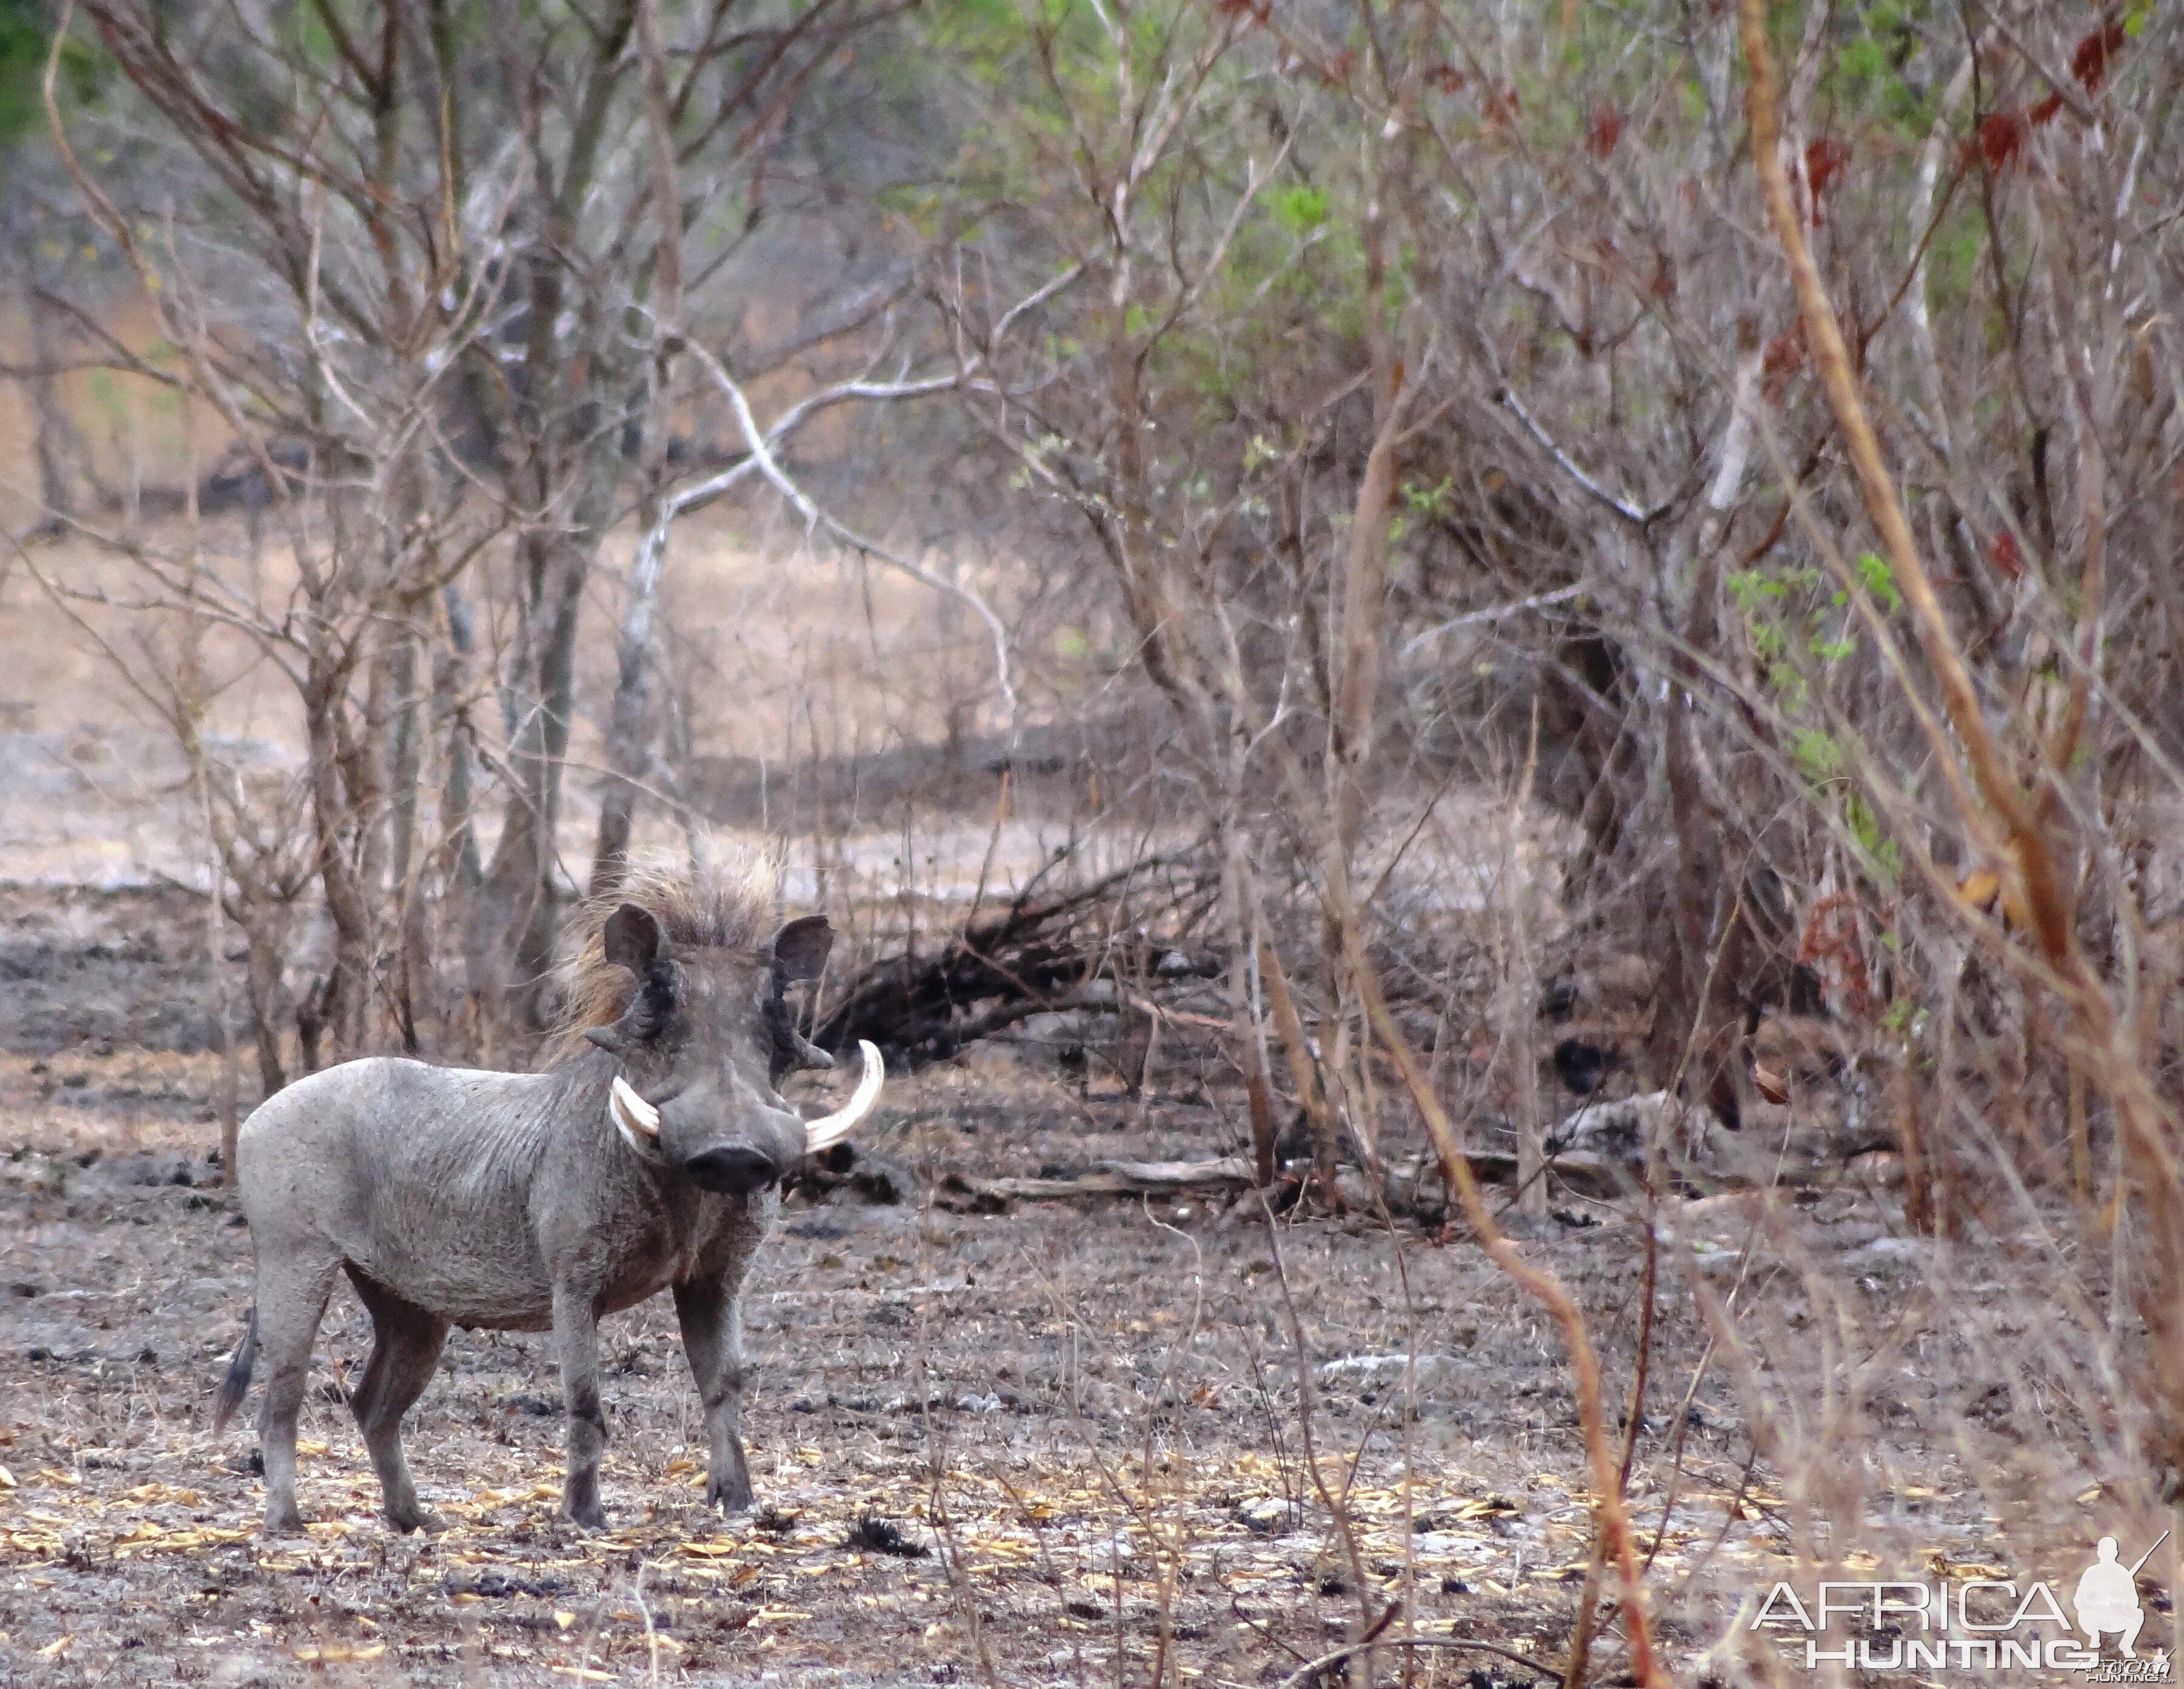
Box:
[804,1041,883,1153]
[610,1076,662,1153]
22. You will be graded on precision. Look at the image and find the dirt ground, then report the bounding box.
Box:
[1,1058,1704,1689]
[0,898,2167,1689]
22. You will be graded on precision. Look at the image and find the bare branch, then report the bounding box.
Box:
[689,339,1017,721]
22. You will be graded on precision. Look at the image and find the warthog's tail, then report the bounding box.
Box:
[212,1305,259,1436]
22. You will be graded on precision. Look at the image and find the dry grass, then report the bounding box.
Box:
[3,1037,2156,1688]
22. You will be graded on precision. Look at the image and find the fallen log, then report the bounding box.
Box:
[1103,1155,1259,1187]
[813,855,1215,1067]
[939,1148,1625,1209]
[937,1155,1255,1206]
[973,1156,1257,1202]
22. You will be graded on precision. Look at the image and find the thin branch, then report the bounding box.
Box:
[689,339,1017,721]
[1397,585,1587,661]
[1494,385,1670,527]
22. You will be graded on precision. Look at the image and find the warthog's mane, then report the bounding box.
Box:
[544,854,778,1067]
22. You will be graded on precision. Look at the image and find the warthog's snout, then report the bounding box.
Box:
[684,1144,780,1195]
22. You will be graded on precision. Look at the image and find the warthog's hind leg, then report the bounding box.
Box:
[674,1276,753,1511]
[552,1284,609,1529]
[345,1266,449,1533]
[254,1253,341,1536]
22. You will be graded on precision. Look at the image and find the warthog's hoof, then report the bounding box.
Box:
[706,1472,754,1513]
[262,1507,306,1539]
[562,1500,609,1532]
[388,1507,446,1535]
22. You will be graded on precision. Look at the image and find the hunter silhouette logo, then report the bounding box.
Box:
[2075,1534,2165,1659]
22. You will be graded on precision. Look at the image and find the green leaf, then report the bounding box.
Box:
[1401,475,1454,517]
[1728,567,1788,609]
[1267,184,1330,236]
[1793,728,1843,784]
[1855,551,1902,613]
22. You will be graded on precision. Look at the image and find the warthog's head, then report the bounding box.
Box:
[569,878,882,1198]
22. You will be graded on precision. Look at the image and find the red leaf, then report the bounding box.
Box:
[1796,893,1873,1021]
[2071,21,2126,93]
[1763,320,1807,376]
[1805,136,1850,195]
[1762,319,1808,396]
[1426,63,1466,94]
[1588,102,1622,158]
[1974,110,2028,172]
[1988,530,2023,579]
[1805,136,1851,223]
[1481,82,1521,125]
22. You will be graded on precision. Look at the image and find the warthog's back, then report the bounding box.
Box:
[236,1058,567,1330]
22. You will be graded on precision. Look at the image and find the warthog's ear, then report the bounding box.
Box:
[601,902,666,976]
[767,914,833,985]
[589,904,672,1053]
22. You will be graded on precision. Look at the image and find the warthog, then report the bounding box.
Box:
[212,863,883,1534]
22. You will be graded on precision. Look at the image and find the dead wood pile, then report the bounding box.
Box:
[812,859,1219,1067]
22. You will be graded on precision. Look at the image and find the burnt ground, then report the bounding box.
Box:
[0,885,234,1060]
[0,892,2148,1688]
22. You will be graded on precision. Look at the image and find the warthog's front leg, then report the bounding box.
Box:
[673,1278,753,1511]
[552,1284,609,1529]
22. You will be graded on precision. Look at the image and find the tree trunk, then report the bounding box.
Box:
[1649,537,1752,1127]
[302,630,378,1062]
[23,283,88,527]
[590,576,661,898]
[387,614,426,1052]
[590,398,679,896]
[433,582,489,1048]
[483,521,597,1030]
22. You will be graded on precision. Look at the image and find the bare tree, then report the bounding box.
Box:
[41,0,935,1056]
